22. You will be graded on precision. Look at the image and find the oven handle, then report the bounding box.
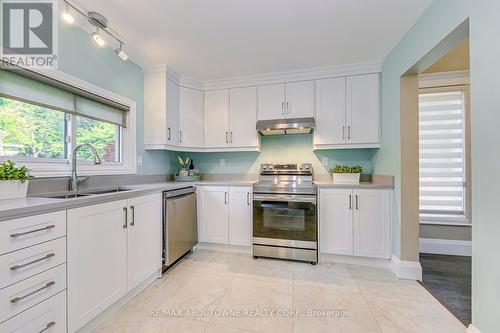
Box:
[253,193,316,204]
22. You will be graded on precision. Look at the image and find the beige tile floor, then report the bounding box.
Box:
[93,249,465,333]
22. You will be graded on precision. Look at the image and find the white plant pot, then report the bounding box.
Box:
[331,173,360,184]
[0,180,29,200]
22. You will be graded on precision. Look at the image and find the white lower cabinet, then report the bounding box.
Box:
[67,194,162,332]
[319,188,391,259]
[198,186,252,246]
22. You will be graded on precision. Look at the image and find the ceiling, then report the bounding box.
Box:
[76,0,433,80]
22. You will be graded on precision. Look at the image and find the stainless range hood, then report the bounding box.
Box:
[256,117,315,136]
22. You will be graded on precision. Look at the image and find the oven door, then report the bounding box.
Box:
[253,193,317,248]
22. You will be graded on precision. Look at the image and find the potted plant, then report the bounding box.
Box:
[0,160,31,200]
[177,156,190,177]
[329,165,363,184]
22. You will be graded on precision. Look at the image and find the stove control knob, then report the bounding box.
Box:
[305,165,310,170]
[263,165,268,170]
[299,165,303,170]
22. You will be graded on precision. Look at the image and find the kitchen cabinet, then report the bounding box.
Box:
[67,194,162,331]
[258,81,314,120]
[314,73,380,149]
[319,188,391,259]
[198,185,252,246]
[205,89,230,148]
[230,86,259,148]
[144,69,179,148]
[179,86,204,148]
[127,194,163,291]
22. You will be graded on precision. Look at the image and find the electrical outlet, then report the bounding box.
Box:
[321,156,328,167]
[137,155,143,166]
[220,159,225,167]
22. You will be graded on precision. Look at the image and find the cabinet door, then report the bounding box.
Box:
[285,81,314,118]
[198,186,229,244]
[230,87,258,148]
[144,70,167,146]
[127,194,162,291]
[166,78,180,145]
[314,77,346,146]
[346,74,379,144]
[205,89,230,148]
[319,189,353,255]
[353,189,391,259]
[179,87,204,148]
[228,186,252,246]
[67,200,128,332]
[258,83,285,120]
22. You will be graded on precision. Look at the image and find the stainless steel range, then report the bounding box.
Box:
[252,163,317,264]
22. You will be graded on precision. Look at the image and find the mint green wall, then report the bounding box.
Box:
[374,1,500,330]
[182,134,375,175]
[58,25,175,175]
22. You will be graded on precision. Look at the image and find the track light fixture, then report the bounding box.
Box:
[62,0,128,61]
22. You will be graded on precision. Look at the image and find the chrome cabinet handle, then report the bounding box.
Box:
[281,102,284,115]
[355,194,359,210]
[10,281,55,303]
[286,102,289,114]
[167,127,171,141]
[349,194,352,210]
[342,126,345,140]
[10,225,55,238]
[225,192,228,205]
[247,192,250,205]
[348,126,351,140]
[38,321,56,333]
[179,130,182,144]
[130,206,135,226]
[225,132,228,144]
[10,253,55,271]
[123,207,128,229]
[230,132,233,143]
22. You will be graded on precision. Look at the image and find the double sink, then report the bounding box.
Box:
[34,187,132,200]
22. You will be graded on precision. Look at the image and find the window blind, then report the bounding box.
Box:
[419,90,466,218]
[0,69,128,127]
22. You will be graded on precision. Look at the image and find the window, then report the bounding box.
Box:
[0,68,136,176]
[419,89,468,222]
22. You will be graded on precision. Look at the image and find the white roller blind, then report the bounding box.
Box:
[419,90,466,218]
[0,69,127,127]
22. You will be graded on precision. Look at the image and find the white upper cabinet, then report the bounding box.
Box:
[144,70,179,148]
[314,73,380,149]
[179,86,204,148]
[258,81,314,120]
[258,83,285,120]
[230,87,258,148]
[314,77,346,146]
[204,89,230,148]
[346,74,380,145]
[285,81,314,118]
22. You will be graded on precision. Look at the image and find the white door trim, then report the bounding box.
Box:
[419,238,472,256]
[390,254,422,281]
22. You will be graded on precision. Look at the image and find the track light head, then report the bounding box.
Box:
[91,29,105,47]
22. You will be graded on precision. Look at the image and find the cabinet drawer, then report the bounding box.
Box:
[0,291,66,332]
[0,237,66,289]
[0,264,66,323]
[0,211,66,255]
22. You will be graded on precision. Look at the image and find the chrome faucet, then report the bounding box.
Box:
[70,144,102,192]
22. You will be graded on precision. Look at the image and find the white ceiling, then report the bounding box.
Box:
[76,0,432,80]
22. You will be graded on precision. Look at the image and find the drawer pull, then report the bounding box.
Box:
[10,281,55,303]
[10,253,55,271]
[10,225,55,238]
[38,321,56,333]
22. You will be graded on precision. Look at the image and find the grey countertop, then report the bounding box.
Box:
[0,177,392,222]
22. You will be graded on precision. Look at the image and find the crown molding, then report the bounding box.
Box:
[142,61,382,91]
[419,70,470,88]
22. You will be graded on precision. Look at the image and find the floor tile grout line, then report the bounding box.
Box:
[352,274,384,333]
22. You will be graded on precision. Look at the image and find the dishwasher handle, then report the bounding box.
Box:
[164,187,195,199]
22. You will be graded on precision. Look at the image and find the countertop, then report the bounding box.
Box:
[0,177,392,222]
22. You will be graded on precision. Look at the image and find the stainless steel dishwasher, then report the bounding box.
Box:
[163,187,198,271]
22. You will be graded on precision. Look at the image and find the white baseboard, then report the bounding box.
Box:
[195,242,251,254]
[319,253,392,269]
[420,238,472,256]
[466,324,481,333]
[390,255,422,281]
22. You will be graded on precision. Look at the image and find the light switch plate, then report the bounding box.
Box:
[321,156,328,167]
[137,155,143,166]
[220,159,225,167]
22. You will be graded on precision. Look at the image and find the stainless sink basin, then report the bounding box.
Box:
[49,193,91,199]
[33,187,132,199]
[80,187,131,195]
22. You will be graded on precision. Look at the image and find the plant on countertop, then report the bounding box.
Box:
[0,160,31,182]
[329,165,363,174]
[177,156,190,169]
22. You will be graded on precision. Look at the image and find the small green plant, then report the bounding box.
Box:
[177,156,190,169]
[329,165,363,174]
[0,160,31,183]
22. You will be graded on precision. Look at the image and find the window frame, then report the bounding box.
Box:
[418,83,471,226]
[0,68,137,177]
